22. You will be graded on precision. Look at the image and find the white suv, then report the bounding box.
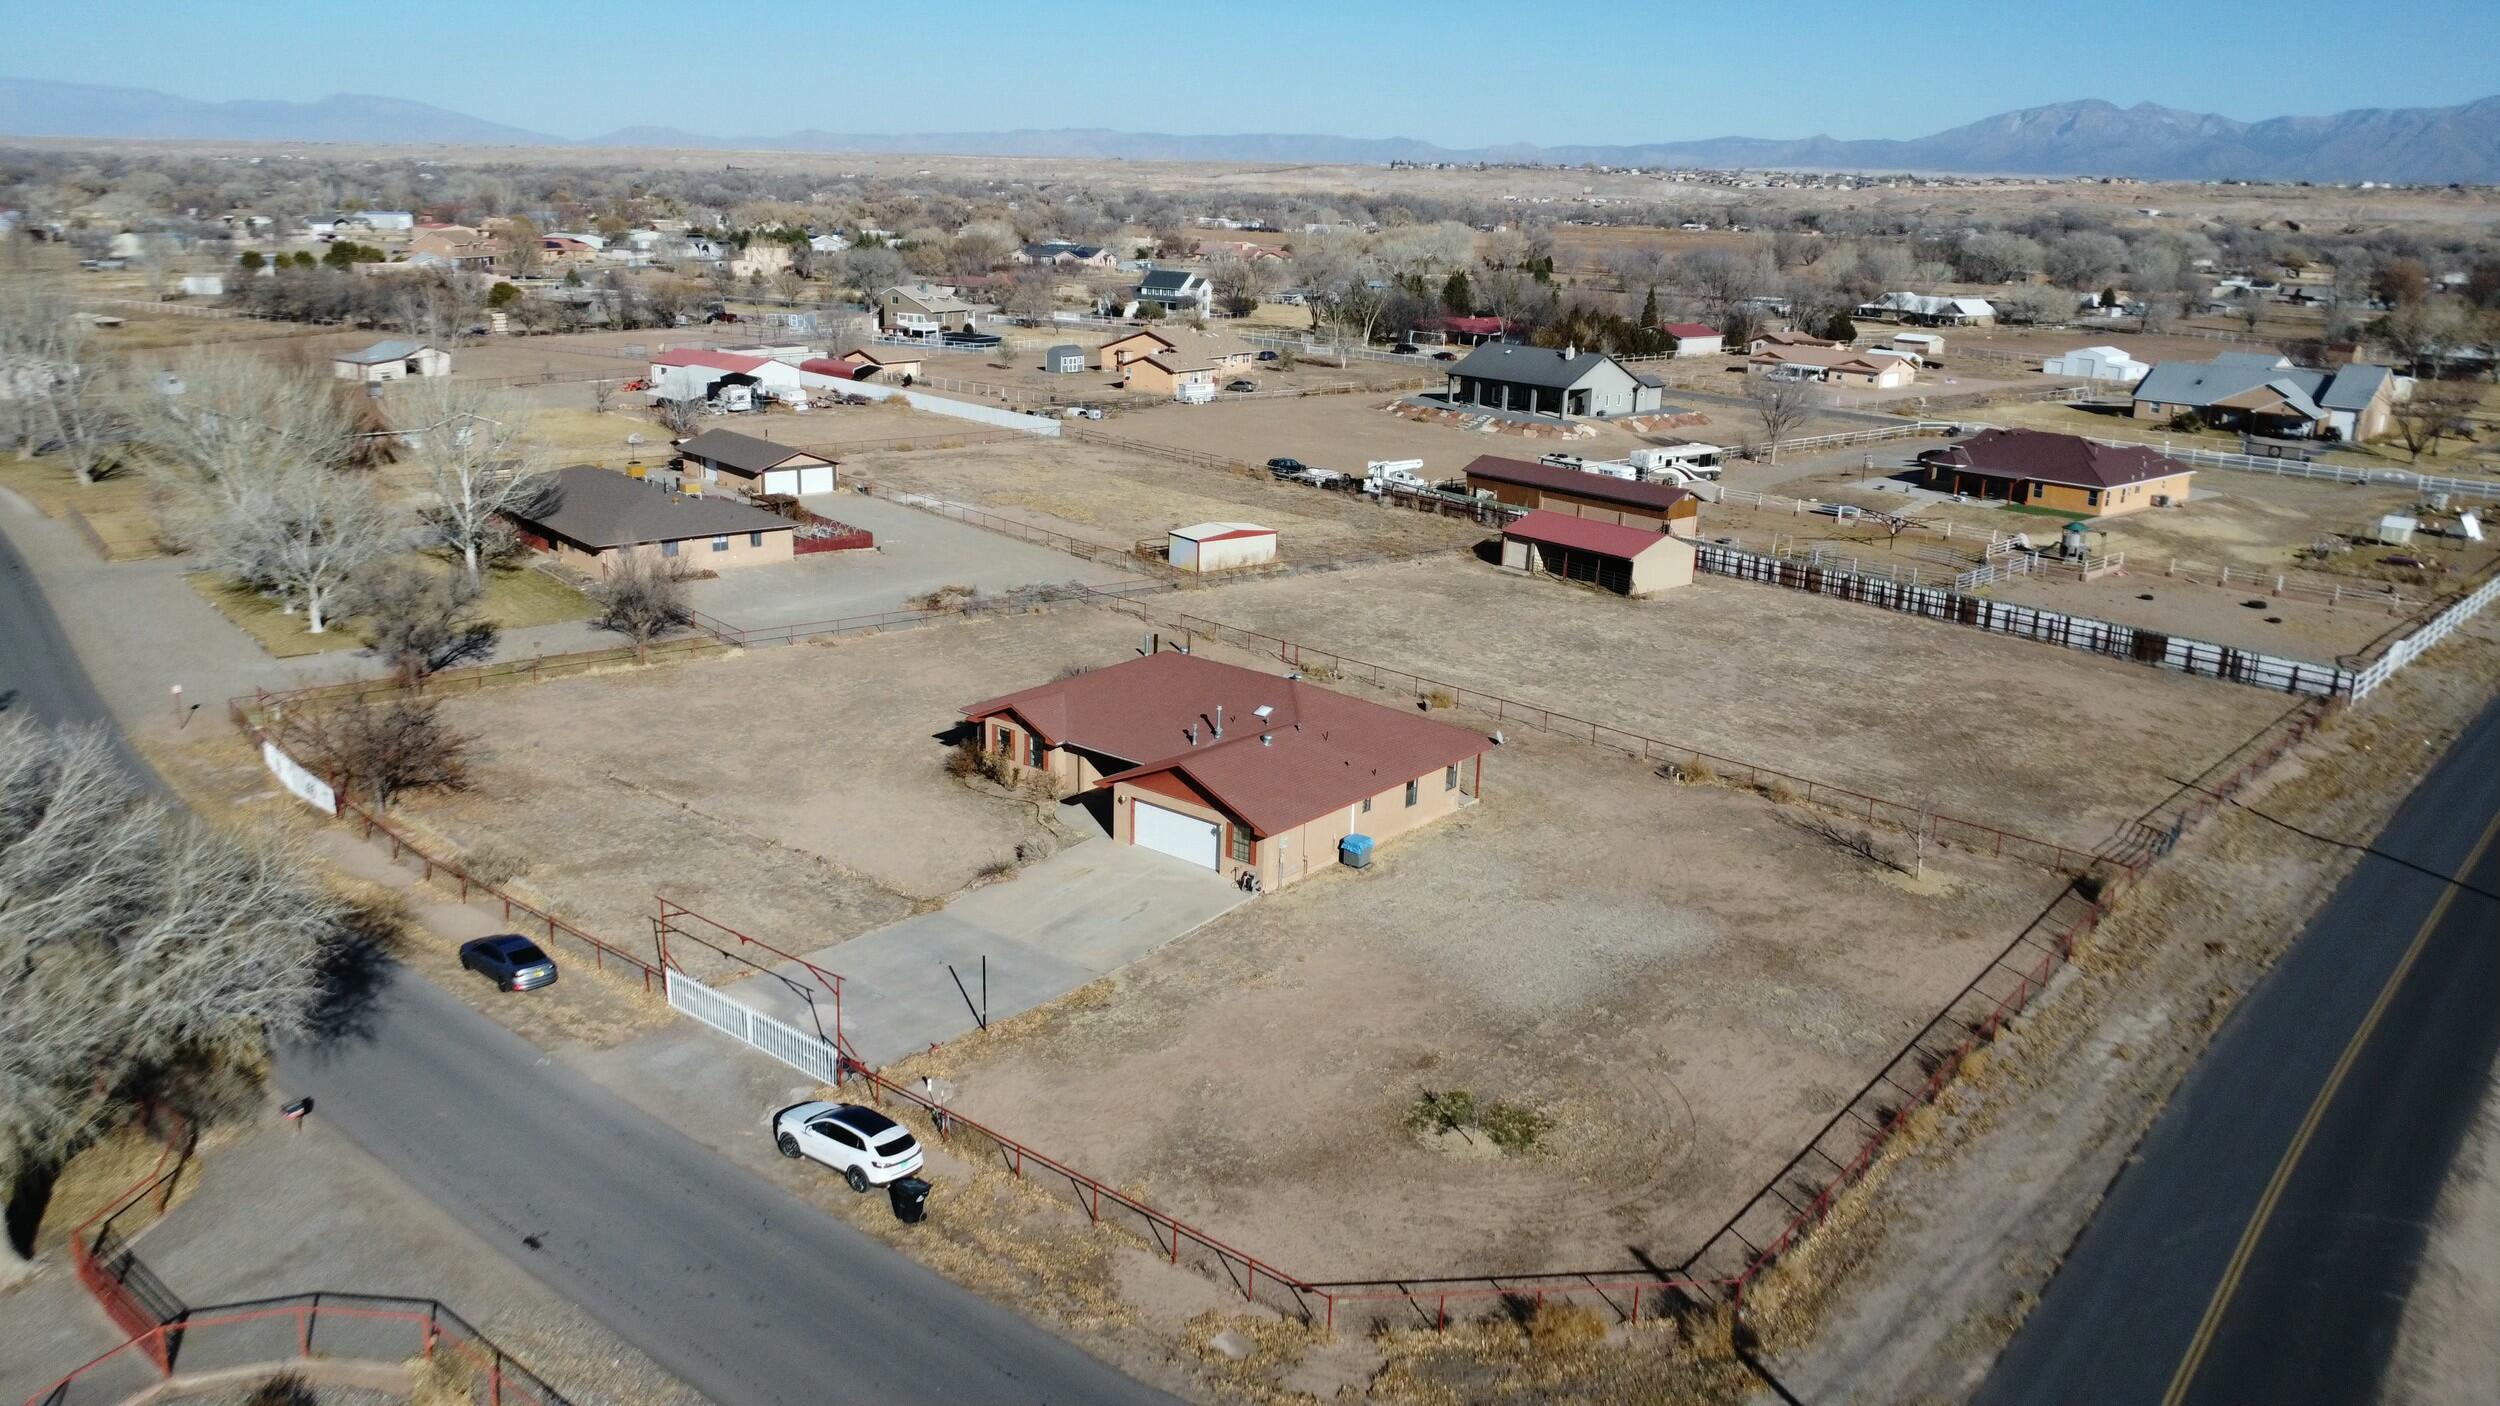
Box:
[772,1101,925,1191]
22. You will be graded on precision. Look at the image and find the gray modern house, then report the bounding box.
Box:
[1445,344,1665,419]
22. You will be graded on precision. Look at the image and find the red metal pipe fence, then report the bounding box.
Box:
[25,1294,571,1406]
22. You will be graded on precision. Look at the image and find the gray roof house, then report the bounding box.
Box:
[2131,353,2397,442]
[1445,343,1666,420]
[507,465,795,572]
[1135,268,1213,316]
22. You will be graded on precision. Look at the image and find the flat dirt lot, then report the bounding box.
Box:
[917,727,2067,1280]
[841,437,1488,565]
[1176,556,2298,850]
[1101,391,1696,478]
[398,610,1159,965]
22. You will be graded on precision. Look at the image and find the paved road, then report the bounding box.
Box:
[1973,695,2500,1406]
[0,519,1182,1406]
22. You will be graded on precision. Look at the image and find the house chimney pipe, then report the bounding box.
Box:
[1214,705,1223,737]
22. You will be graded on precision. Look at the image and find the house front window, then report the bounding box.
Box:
[994,725,1012,755]
[1405,779,1420,807]
[1230,827,1253,864]
[1446,765,1459,791]
[749,531,763,547]
[660,540,679,558]
[711,536,729,552]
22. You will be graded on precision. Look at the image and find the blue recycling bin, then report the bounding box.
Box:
[1340,834,1375,869]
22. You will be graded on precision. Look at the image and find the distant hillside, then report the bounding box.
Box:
[6,77,2496,184]
[0,76,558,145]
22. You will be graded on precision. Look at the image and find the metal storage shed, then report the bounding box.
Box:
[1046,344,1085,374]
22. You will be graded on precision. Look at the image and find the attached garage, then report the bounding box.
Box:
[1132,800,1221,870]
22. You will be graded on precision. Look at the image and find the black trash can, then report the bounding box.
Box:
[887,1176,931,1224]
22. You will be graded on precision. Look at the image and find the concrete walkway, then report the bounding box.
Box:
[734,837,1247,1066]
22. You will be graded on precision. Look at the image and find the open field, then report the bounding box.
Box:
[841,437,1487,565]
[915,726,2068,1279]
[1176,555,2297,849]
[399,609,1157,958]
[885,338,1433,407]
[1099,391,1679,476]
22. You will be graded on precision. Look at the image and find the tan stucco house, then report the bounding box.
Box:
[1917,429,2196,517]
[961,652,1488,891]
[506,465,795,575]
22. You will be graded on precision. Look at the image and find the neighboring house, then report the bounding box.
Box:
[1168,522,1276,572]
[2043,346,2152,384]
[539,235,599,266]
[332,339,450,382]
[646,347,825,404]
[676,428,838,496]
[1445,344,1666,419]
[1103,328,1259,395]
[303,214,347,238]
[1746,330,1838,355]
[1659,322,1724,357]
[408,224,501,270]
[877,283,977,339]
[1017,241,1115,269]
[1500,511,1695,596]
[506,465,795,575]
[1855,292,1997,326]
[1134,268,1214,318]
[1917,428,2196,518]
[354,210,416,231]
[1747,344,1917,388]
[808,233,851,254]
[827,347,926,381]
[961,651,1489,891]
[2130,353,2396,442]
[1434,315,1519,345]
[177,274,224,298]
[1462,454,1701,533]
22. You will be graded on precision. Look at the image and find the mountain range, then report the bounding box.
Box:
[3,76,2495,184]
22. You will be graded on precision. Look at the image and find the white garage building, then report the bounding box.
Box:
[1167,522,1277,572]
[333,339,451,382]
[2043,345,2153,384]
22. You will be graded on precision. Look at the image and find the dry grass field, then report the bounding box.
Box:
[400,609,1158,959]
[910,726,2066,1279]
[841,437,1487,565]
[1174,555,2298,850]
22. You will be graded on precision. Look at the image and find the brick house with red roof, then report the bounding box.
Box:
[962,652,1488,889]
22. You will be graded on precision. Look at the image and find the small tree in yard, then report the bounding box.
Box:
[353,562,499,685]
[298,694,473,813]
[654,396,705,437]
[590,378,617,414]
[590,548,691,661]
[0,719,349,1278]
[2388,381,2478,463]
[1746,374,1825,463]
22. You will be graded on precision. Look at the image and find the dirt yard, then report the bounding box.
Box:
[1101,391,1687,478]
[1175,556,2299,850]
[912,727,2066,1280]
[841,437,1487,566]
[398,610,1159,965]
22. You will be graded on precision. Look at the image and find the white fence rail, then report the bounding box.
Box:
[2347,573,2500,701]
[665,969,845,1085]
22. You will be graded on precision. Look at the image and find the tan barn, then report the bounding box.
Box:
[506,465,795,575]
[1461,455,1701,534]
[1918,429,2196,517]
[1500,511,1695,595]
[961,652,1487,891]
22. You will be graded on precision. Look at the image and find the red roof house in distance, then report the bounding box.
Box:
[1434,315,1519,345]
[962,652,1489,890]
[1659,322,1724,357]
[1500,511,1695,595]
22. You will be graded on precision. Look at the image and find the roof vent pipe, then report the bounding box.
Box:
[1214,705,1223,737]
[1261,732,1272,747]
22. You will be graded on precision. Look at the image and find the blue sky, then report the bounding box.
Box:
[13,0,2498,144]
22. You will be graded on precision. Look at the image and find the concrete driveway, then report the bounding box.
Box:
[683,491,1138,631]
[736,837,1247,1065]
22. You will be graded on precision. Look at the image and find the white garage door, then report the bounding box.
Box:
[1132,801,1220,870]
[761,465,835,496]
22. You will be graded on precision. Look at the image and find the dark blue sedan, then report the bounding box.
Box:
[458,935,559,992]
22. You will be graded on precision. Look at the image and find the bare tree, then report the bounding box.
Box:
[1003,268,1058,323]
[589,548,691,661]
[295,694,473,812]
[401,380,550,587]
[590,378,618,415]
[352,562,499,684]
[135,356,400,634]
[2388,381,2477,463]
[1,719,348,1276]
[654,396,704,437]
[0,282,124,484]
[1746,374,1825,463]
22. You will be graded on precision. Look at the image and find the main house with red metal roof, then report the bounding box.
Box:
[1916,428,2196,518]
[962,652,1489,890]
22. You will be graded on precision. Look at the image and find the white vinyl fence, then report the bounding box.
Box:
[2345,572,2500,702]
[666,969,845,1084]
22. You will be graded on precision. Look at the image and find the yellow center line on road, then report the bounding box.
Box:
[2160,804,2500,1406]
